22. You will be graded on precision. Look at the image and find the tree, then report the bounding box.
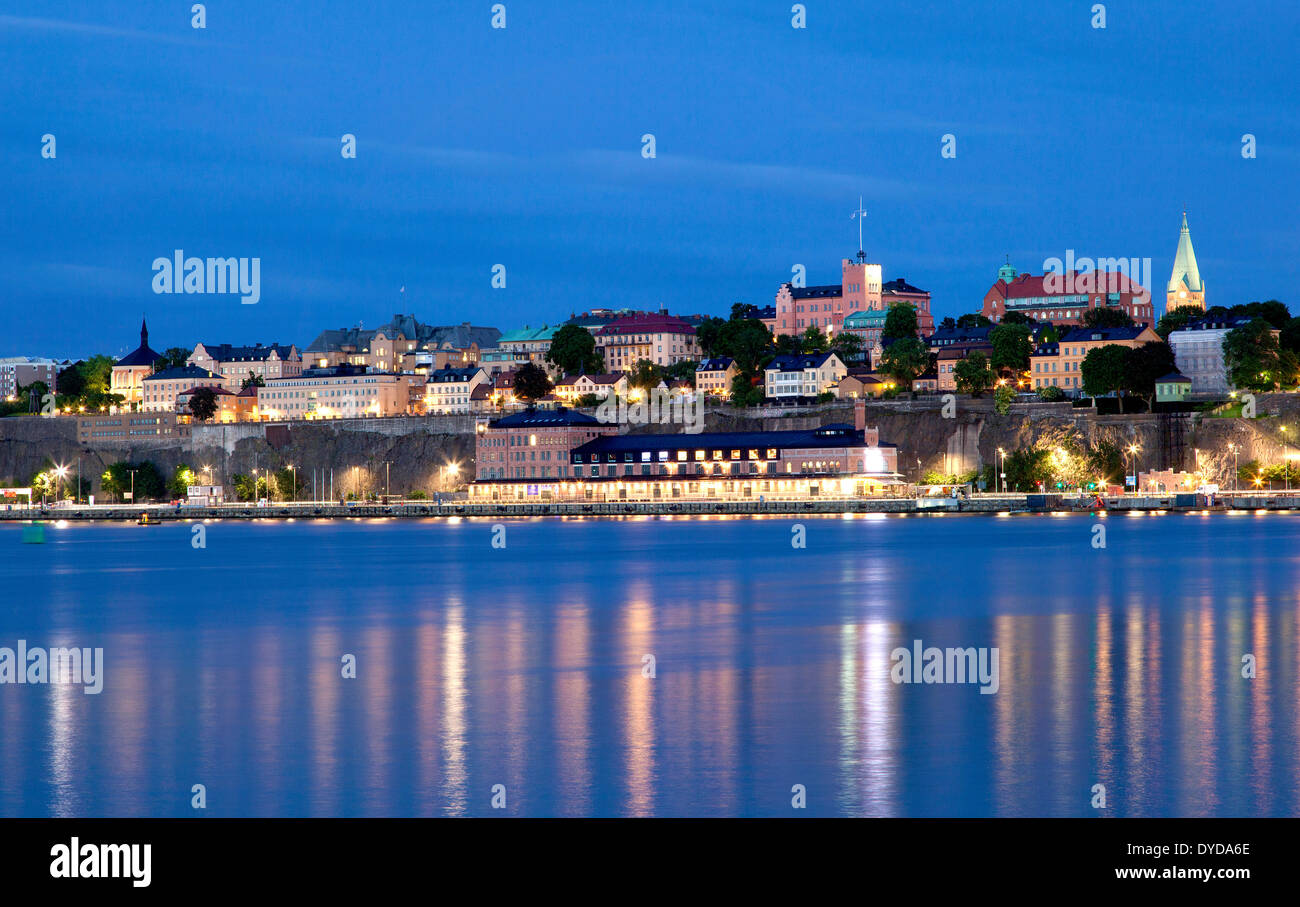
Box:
[1224,318,1295,391]
[232,472,268,501]
[1037,385,1066,402]
[272,467,299,501]
[994,384,1016,414]
[170,465,198,497]
[695,317,727,357]
[152,347,190,373]
[1081,308,1135,329]
[729,372,764,407]
[627,359,664,391]
[989,323,1033,374]
[545,325,603,375]
[1156,306,1201,340]
[1080,344,1129,397]
[1000,311,1033,326]
[878,337,929,386]
[938,316,956,331]
[663,360,697,384]
[882,303,919,342]
[513,362,553,402]
[188,386,219,422]
[956,313,992,329]
[240,371,265,390]
[730,302,759,320]
[953,351,996,396]
[800,325,828,353]
[830,331,865,361]
[1003,448,1053,492]
[774,334,803,355]
[102,460,165,502]
[1123,341,1177,401]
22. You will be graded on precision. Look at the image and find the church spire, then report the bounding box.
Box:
[1166,212,1205,312]
[140,316,149,348]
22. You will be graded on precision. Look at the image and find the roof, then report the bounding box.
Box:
[844,310,889,329]
[788,284,843,300]
[1156,371,1192,383]
[178,385,234,397]
[144,365,219,382]
[427,366,485,383]
[596,312,697,336]
[928,326,992,345]
[697,357,735,371]
[307,316,500,353]
[988,271,1148,300]
[1168,212,1203,294]
[487,407,606,428]
[498,324,560,344]
[766,352,840,372]
[116,318,161,367]
[1059,326,1152,343]
[570,423,892,457]
[882,278,928,296]
[196,342,297,362]
[1032,342,1060,357]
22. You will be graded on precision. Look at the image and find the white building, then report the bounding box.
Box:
[422,366,487,414]
[1167,316,1256,394]
[763,352,847,400]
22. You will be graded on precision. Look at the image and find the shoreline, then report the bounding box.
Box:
[5,493,1300,521]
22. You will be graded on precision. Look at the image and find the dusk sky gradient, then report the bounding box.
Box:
[3,0,1298,359]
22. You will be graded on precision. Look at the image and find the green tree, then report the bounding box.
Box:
[1123,341,1177,401]
[1000,311,1033,326]
[830,331,865,361]
[1037,385,1066,402]
[170,465,197,497]
[513,362,553,402]
[1081,308,1135,329]
[1156,306,1201,340]
[188,386,219,422]
[627,359,664,391]
[878,337,929,387]
[729,372,764,407]
[1224,318,1290,391]
[240,371,265,390]
[1003,448,1053,492]
[956,313,992,329]
[938,316,956,331]
[545,324,603,375]
[800,325,828,353]
[882,303,919,342]
[1280,317,1300,355]
[152,347,190,373]
[1080,344,1129,397]
[994,384,1016,414]
[954,351,996,396]
[989,323,1033,374]
[102,460,165,502]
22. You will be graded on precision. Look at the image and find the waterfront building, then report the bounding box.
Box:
[552,373,628,404]
[595,311,701,370]
[188,342,302,388]
[981,261,1155,327]
[469,400,900,502]
[110,318,162,406]
[0,357,65,398]
[774,253,933,338]
[1167,316,1258,394]
[1167,212,1206,312]
[694,357,738,398]
[474,407,620,481]
[422,366,487,415]
[1029,325,1161,393]
[764,352,847,401]
[142,365,224,413]
[257,363,411,420]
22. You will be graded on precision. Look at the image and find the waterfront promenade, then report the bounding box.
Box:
[6,492,1300,520]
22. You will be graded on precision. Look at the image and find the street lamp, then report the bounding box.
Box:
[1228,442,1239,492]
[54,464,68,502]
[997,447,1005,494]
[1127,443,1140,494]
[1282,426,1290,492]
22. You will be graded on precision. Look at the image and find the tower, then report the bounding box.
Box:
[1166,212,1205,313]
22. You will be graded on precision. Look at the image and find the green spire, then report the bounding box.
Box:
[1168,211,1203,293]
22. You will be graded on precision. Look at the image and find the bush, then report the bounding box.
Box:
[1036,386,1065,402]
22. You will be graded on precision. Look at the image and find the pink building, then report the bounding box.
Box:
[594,311,701,370]
[475,407,620,481]
[774,255,934,338]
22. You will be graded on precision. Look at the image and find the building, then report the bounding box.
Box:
[110,318,162,406]
[694,357,738,398]
[552,373,628,405]
[1155,371,1192,404]
[595,311,701,370]
[1167,212,1205,312]
[982,261,1155,327]
[835,370,888,399]
[0,357,64,398]
[474,407,621,481]
[176,385,241,422]
[773,254,934,338]
[1167,316,1256,394]
[842,309,889,365]
[422,366,487,414]
[257,364,411,420]
[188,342,302,388]
[754,305,777,334]
[76,411,190,444]
[938,344,994,392]
[495,324,562,372]
[764,352,847,401]
[1029,326,1161,393]
[470,400,900,502]
[141,365,224,412]
[927,324,993,351]
[305,316,500,372]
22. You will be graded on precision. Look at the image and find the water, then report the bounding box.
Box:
[2,512,1298,817]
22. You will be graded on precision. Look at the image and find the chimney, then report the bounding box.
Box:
[854,398,866,433]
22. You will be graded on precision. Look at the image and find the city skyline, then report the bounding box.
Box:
[4,0,1298,358]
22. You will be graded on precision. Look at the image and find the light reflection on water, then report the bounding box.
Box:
[2,513,1300,816]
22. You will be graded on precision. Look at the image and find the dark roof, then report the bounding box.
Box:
[596,313,696,336]
[144,365,218,382]
[766,352,839,371]
[116,317,161,367]
[928,326,992,345]
[788,284,843,300]
[427,366,485,383]
[1156,371,1191,383]
[197,343,297,362]
[1032,342,1060,357]
[1059,326,1150,343]
[307,316,500,354]
[571,423,892,458]
[697,357,734,371]
[488,407,605,428]
[882,278,928,295]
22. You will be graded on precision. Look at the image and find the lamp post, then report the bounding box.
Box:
[1127,444,1140,494]
[997,447,1005,494]
[1228,442,1238,492]
[288,464,297,503]
[384,460,392,499]
[1282,426,1290,493]
[54,464,68,503]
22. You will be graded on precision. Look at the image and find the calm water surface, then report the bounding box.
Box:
[3,512,1299,817]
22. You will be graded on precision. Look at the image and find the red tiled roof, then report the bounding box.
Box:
[989,271,1150,300]
[596,313,695,336]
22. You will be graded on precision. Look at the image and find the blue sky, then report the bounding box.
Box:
[2,0,1298,359]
